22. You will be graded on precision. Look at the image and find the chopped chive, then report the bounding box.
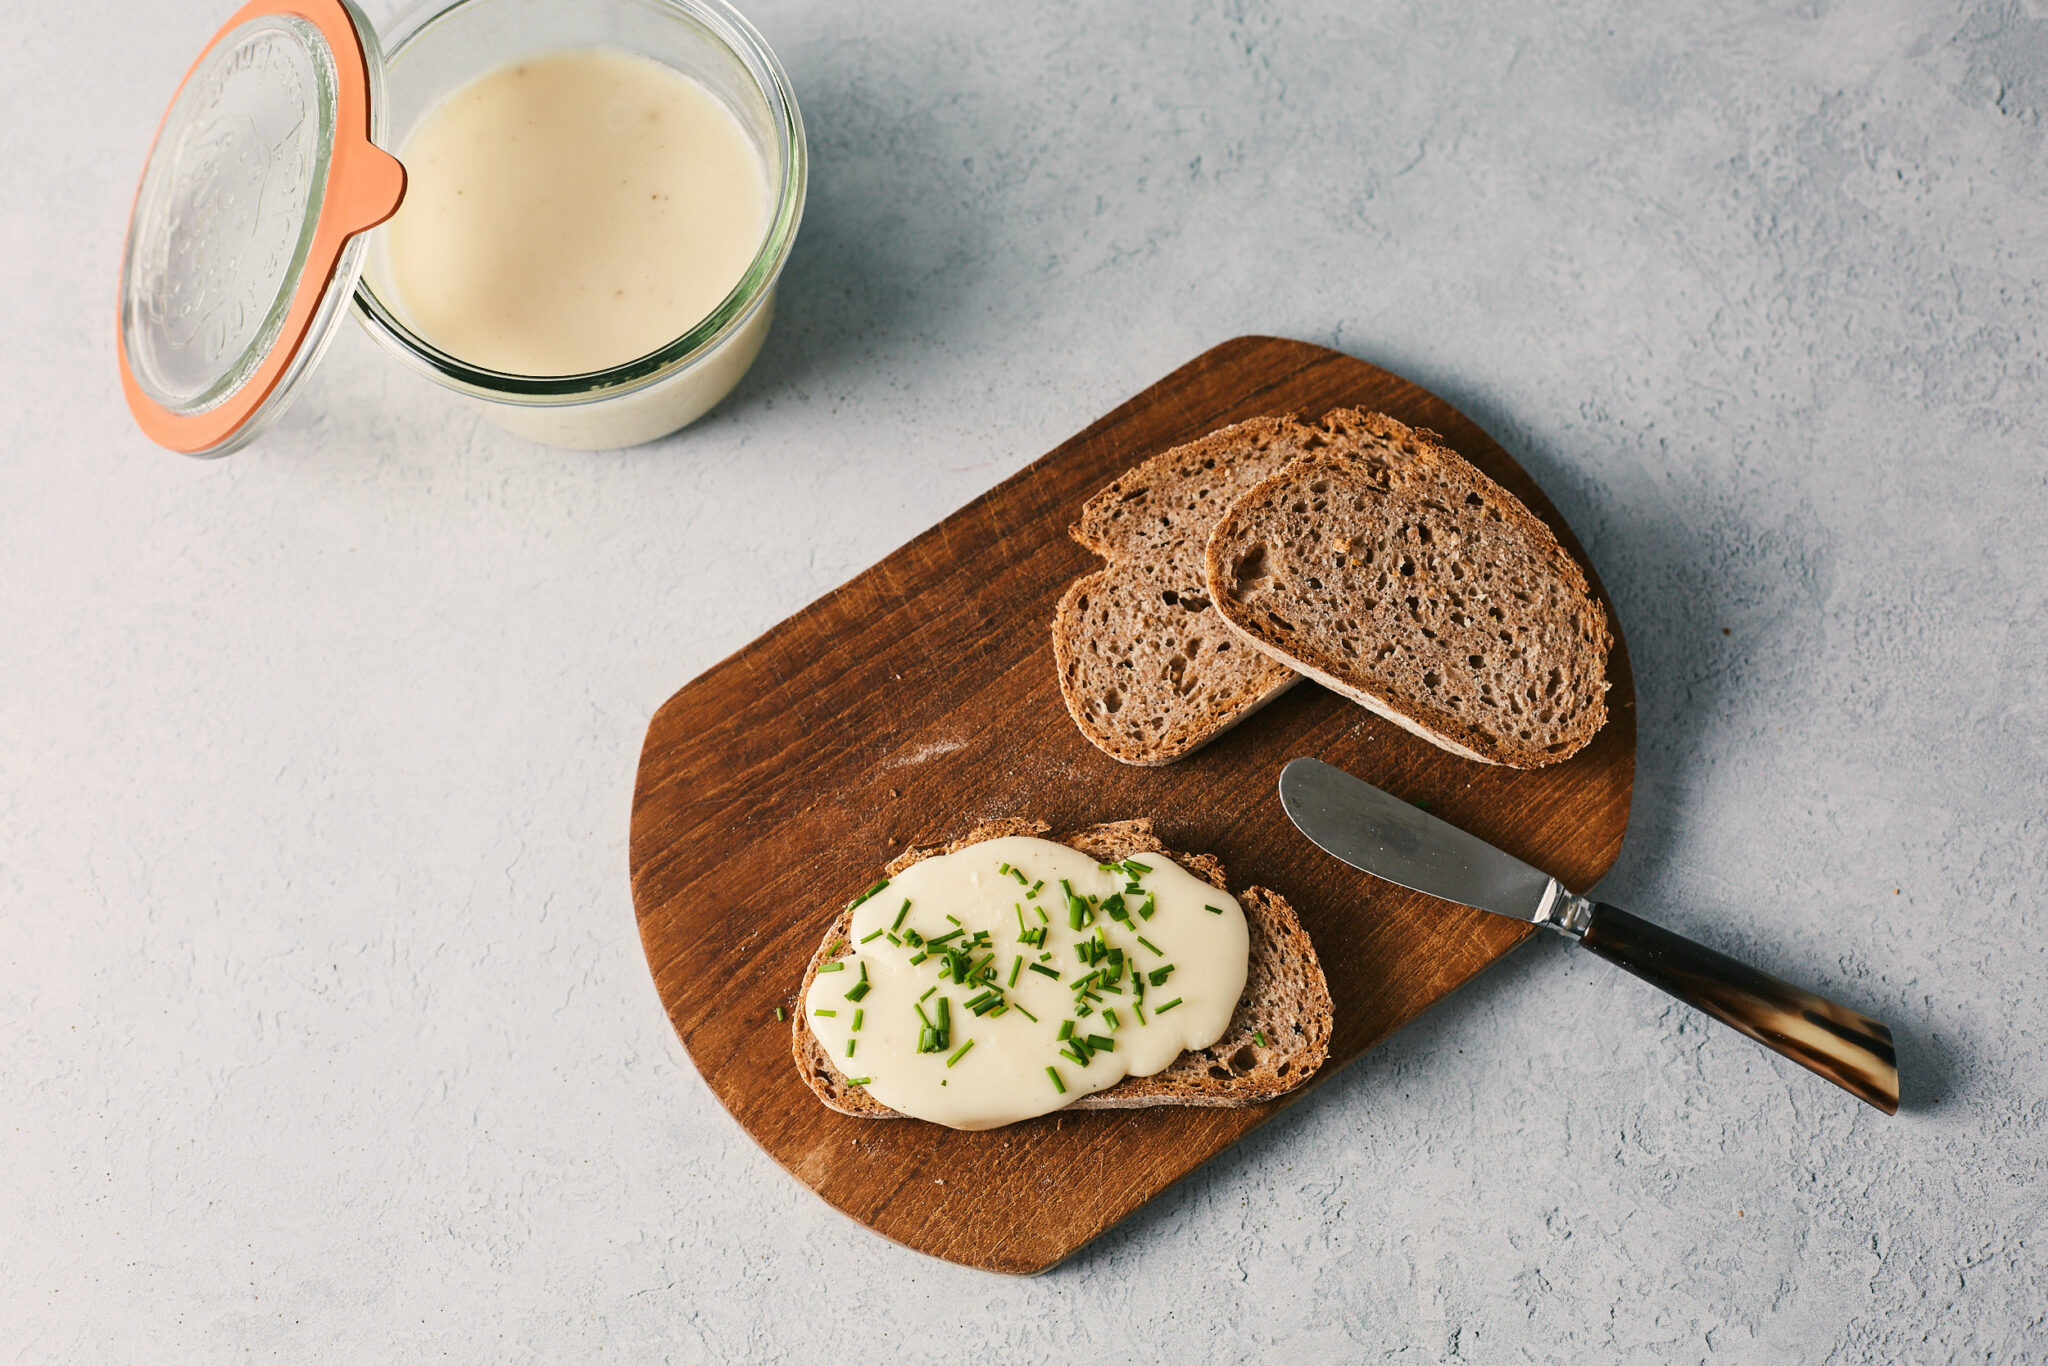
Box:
[915,1001,933,1028]
[903,928,924,947]
[1097,863,1123,875]
[937,998,951,1031]
[1156,997,1183,1014]
[1015,905,1028,935]
[848,878,890,910]
[1009,866,1029,885]
[891,899,912,931]
[989,1004,1008,1017]
[926,929,964,947]
[1029,880,1045,898]
[919,986,936,1002]
[1137,935,1163,955]
[773,1007,786,1021]
[946,914,962,926]
[1011,1004,1039,1023]
[1137,893,1156,920]
[1122,859,1152,877]
[1035,904,1050,923]
[815,1009,836,1017]
[1254,1030,1268,1047]
[859,961,868,981]
[1028,963,1061,979]
[946,1040,975,1067]
[1046,1066,1065,1094]
[1149,965,1175,986]
[844,980,871,1002]
[853,1009,864,1031]
[1086,1034,1114,1053]
[885,932,902,946]
[999,862,1011,876]
[908,950,927,965]
[1103,1009,1121,1030]
[1009,956,1023,987]
[1134,1003,1147,1025]
[860,928,883,944]
[845,1039,856,1057]
[1205,904,1225,915]
[1059,1044,1088,1067]
[817,962,846,972]
[1057,1019,1074,1041]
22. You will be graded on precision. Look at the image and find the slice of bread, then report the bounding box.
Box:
[1054,417,1310,766]
[1204,409,1612,768]
[791,817,1331,1118]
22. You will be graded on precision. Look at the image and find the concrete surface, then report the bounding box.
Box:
[5,0,2045,1359]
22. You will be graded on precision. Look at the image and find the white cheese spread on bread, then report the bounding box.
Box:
[803,835,1250,1129]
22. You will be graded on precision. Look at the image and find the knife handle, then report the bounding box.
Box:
[1574,903,1899,1114]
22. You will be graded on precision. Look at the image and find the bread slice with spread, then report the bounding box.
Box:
[1204,409,1612,768]
[1053,418,1310,766]
[792,817,1331,1119]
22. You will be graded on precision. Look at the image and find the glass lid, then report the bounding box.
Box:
[118,0,405,457]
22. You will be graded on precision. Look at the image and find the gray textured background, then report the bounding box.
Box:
[5,0,2045,1359]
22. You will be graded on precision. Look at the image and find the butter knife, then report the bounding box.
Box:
[1278,757,1899,1113]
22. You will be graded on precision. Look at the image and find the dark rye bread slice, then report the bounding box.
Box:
[791,818,1331,1119]
[1053,418,1309,766]
[1204,409,1612,768]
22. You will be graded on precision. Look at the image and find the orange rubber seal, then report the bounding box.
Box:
[119,0,405,454]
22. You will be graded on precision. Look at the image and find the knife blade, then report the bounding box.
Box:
[1277,757,1901,1114]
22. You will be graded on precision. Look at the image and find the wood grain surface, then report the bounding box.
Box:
[629,337,1636,1274]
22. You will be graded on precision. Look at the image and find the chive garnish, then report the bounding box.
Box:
[946,914,962,926]
[844,980,871,1002]
[815,1009,836,1017]
[1057,1019,1074,1041]
[927,929,964,947]
[1009,956,1023,987]
[848,879,890,910]
[1156,997,1183,1014]
[845,1039,856,1057]
[919,986,935,1002]
[1134,1003,1147,1024]
[1137,893,1156,920]
[891,899,912,931]
[1103,1009,1120,1030]
[1086,1034,1114,1053]
[1046,1067,1065,1094]
[853,1009,864,1031]
[817,962,845,972]
[1009,866,1029,885]
[885,932,902,946]
[860,928,884,944]
[1028,963,1061,979]
[1122,859,1152,877]
[937,998,951,1030]
[946,1040,975,1067]
[1149,965,1174,986]
[774,1007,786,1021]
[1137,935,1163,956]
[848,1077,871,1085]
[999,862,1011,876]
[907,950,927,966]
[1029,880,1044,898]
[1059,1044,1088,1067]
[1097,863,1122,875]
[1254,1030,1268,1047]
[1205,904,1225,915]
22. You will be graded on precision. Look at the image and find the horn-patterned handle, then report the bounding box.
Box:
[1576,903,1899,1114]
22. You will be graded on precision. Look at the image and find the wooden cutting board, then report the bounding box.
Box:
[629,336,1635,1274]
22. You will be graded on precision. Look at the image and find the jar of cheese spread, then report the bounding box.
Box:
[117,0,805,455]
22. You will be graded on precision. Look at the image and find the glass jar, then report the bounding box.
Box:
[351,0,805,449]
